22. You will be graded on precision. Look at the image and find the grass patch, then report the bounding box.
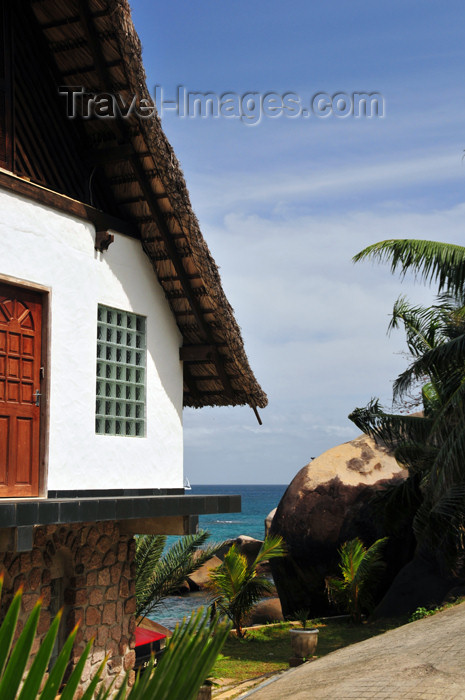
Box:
[211,617,404,687]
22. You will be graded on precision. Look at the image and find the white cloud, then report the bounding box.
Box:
[184,201,465,484]
[191,151,462,216]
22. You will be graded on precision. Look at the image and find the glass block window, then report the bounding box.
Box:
[96,305,146,437]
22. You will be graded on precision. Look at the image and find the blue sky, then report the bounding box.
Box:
[130,1,465,484]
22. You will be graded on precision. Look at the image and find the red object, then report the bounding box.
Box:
[135,627,166,647]
[0,285,43,497]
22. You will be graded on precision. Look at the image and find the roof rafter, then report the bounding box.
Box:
[77,0,236,401]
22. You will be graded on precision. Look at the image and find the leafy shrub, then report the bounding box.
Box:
[408,606,440,622]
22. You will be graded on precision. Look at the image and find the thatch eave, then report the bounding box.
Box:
[29,0,267,413]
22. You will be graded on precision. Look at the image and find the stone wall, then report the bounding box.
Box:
[0,521,136,695]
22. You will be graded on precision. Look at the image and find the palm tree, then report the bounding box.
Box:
[351,239,465,575]
[325,537,387,623]
[136,531,226,620]
[208,535,285,638]
[353,239,465,297]
[0,576,231,700]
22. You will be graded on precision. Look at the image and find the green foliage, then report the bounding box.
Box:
[0,576,230,699]
[352,240,465,576]
[294,608,311,629]
[208,535,286,638]
[353,239,465,297]
[0,576,99,699]
[408,606,439,622]
[135,530,226,619]
[127,608,231,700]
[325,537,387,623]
[212,617,402,686]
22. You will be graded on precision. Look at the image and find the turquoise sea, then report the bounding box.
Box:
[148,484,287,629]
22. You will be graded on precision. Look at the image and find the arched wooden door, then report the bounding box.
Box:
[0,284,42,497]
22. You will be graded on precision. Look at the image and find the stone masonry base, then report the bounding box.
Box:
[0,521,136,695]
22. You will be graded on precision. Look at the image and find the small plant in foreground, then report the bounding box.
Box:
[0,573,231,700]
[408,606,440,622]
[294,609,311,629]
[208,534,286,638]
[325,537,387,623]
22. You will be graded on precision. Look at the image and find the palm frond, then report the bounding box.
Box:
[369,474,422,535]
[252,534,286,567]
[136,530,228,619]
[393,333,465,400]
[422,382,441,416]
[326,538,387,621]
[394,442,437,473]
[208,535,285,636]
[388,296,446,357]
[429,421,465,496]
[354,538,387,588]
[353,239,465,296]
[135,535,166,610]
[349,399,432,447]
[139,608,231,700]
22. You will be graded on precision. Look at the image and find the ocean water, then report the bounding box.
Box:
[194,483,287,541]
[148,484,287,629]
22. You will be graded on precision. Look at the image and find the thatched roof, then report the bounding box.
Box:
[29,0,267,413]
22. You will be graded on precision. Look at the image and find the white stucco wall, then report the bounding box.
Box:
[0,187,184,491]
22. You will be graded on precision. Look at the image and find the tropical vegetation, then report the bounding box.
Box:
[0,574,231,699]
[350,239,465,577]
[135,530,225,619]
[208,535,286,638]
[325,537,387,623]
[211,616,403,688]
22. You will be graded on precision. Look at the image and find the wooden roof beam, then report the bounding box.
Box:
[165,288,206,300]
[183,365,202,400]
[85,145,149,165]
[77,1,117,79]
[62,60,123,78]
[173,308,215,317]
[128,156,208,327]
[108,170,158,185]
[187,389,246,397]
[251,405,263,426]
[77,2,237,400]
[190,374,240,382]
[0,170,138,238]
[180,345,216,362]
[150,251,190,262]
[159,273,201,283]
[40,10,109,31]
[118,194,169,205]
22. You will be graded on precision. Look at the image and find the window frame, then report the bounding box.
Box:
[95,304,147,438]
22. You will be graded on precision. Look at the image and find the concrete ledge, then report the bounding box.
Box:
[0,494,241,529]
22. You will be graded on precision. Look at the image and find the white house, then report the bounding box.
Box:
[0,0,266,689]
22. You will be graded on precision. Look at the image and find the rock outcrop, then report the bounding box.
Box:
[265,508,277,537]
[270,434,412,617]
[235,536,263,565]
[246,597,283,625]
[372,554,459,618]
[185,537,266,592]
[186,555,222,591]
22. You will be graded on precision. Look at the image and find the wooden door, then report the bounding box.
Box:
[0,284,42,497]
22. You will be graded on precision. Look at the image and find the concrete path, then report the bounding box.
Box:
[245,602,465,699]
